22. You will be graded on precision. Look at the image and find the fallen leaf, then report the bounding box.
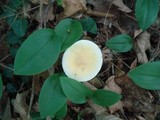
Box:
[105,76,122,94]
[134,29,143,38]
[130,58,137,69]
[112,0,132,13]
[115,75,160,114]
[104,76,123,113]
[59,0,87,19]
[12,91,29,120]
[134,31,151,63]
[29,0,50,4]
[96,114,123,120]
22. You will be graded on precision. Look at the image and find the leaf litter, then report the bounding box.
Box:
[0,0,160,119]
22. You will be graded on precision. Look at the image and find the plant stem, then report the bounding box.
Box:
[27,76,35,120]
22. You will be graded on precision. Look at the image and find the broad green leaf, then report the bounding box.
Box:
[60,77,93,104]
[55,103,67,119]
[91,89,122,107]
[6,31,20,44]
[30,112,45,120]
[106,34,133,52]
[128,62,160,90]
[0,74,2,97]
[80,17,97,34]
[39,74,67,118]
[11,18,28,37]
[55,18,83,52]
[14,28,61,75]
[135,0,159,31]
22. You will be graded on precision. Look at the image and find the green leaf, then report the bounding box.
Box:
[80,17,97,34]
[10,47,18,58]
[6,83,17,93]
[60,77,93,104]
[14,28,61,75]
[39,74,67,118]
[106,34,133,52]
[30,112,45,120]
[91,89,122,107]
[9,0,23,10]
[3,8,16,25]
[0,74,2,98]
[6,31,21,44]
[56,0,63,6]
[55,103,67,119]
[135,0,159,31]
[55,18,83,52]
[128,62,160,90]
[11,18,28,37]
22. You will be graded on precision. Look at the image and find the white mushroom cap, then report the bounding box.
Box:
[62,40,103,82]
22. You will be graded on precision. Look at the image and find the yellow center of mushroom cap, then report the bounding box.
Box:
[62,40,103,82]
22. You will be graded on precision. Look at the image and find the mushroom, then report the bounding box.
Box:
[62,40,103,82]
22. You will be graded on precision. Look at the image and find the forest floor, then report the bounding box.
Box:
[0,0,160,120]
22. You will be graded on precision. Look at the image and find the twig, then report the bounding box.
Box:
[0,5,40,20]
[85,10,114,18]
[40,0,43,28]
[104,3,113,25]
[0,63,14,71]
[27,76,35,120]
[0,54,10,62]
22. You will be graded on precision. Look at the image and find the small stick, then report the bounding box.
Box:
[27,76,35,120]
[0,63,14,71]
[85,10,114,18]
[0,54,10,62]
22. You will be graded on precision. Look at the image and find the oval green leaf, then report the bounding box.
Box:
[12,18,28,37]
[128,62,160,90]
[39,74,67,118]
[14,28,61,75]
[55,18,83,52]
[105,34,133,52]
[135,0,159,31]
[91,89,122,107]
[55,103,67,119]
[60,77,93,104]
[80,17,97,34]
[0,74,2,98]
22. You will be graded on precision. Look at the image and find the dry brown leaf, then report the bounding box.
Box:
[115,76,160,114]
[12,91,29,120]
[130,58,137,69]
[59,0,87,18]
[105,76,122,94]
[96,114,123,120]
[134,29,143,38]
[30,0,50,4]
[104,76,123,114]
[134,31,151,63]
[88,100,107,116]
[112,0,132,13]
[89,77,104,88]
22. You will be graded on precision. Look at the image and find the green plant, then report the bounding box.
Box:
[135,0,159,31]
[0,0,159,119]
[13,18,121,118]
